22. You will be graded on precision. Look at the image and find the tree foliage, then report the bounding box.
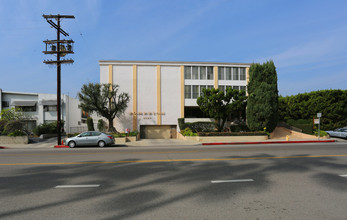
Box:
[278,89,347,130]
[0,108,29,135]
[246,60,279,132]
[197,87,247,132]
[78,83,130,132]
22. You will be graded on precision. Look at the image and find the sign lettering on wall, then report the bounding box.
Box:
[130,112,165,116]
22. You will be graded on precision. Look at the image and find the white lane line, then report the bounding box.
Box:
[339,175,347,177]
[55,185,100,188]
[211,179,254,183]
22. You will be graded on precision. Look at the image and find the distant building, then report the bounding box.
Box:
[99,60,251,139]
[0,89,89,134]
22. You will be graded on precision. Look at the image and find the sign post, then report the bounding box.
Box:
[317,113,322,140]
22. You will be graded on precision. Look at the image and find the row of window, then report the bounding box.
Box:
[184,66,246,81]
[184,85,246,99]
[4,105,57,112]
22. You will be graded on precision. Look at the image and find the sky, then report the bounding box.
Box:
[0,0,346,98]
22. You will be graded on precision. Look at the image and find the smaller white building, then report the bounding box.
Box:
[0,89,89,134]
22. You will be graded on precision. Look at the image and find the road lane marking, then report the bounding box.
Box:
[211,179,254,183]
[339,175,347,177]
[1,154,347,166]
[55,185,100,188]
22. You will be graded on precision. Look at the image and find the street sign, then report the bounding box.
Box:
[314,119,320,124]
[317,113,322,118]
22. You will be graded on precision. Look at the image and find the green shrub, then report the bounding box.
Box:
[4,120,24,135]
[314,130,328,137]
[129,130,138,137]
[8,130,26,136]
[286,119,313,134]
[230,124,250,132]
[178,118,187,130]
[33,121,64,136]
[97,119,106,132]
[198,131,267,136]
[87,117,95,131]
[0,120,7,135]
[180,128,197,136]
[112,133,127,138]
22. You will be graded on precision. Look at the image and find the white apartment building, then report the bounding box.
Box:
[99,60,251,139]
[0,89,88,134]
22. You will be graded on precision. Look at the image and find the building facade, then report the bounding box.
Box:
[99,60,251,139]
[0,89,88,134]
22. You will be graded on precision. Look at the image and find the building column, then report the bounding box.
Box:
[180,65,184,118]
[157,65,161,125]
[108,65,113,85]
[214,66,218,89]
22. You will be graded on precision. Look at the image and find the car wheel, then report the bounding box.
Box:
[98,141,105,148]
[68,141,76,148]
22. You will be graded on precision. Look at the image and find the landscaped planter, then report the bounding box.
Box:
[114,137,126,144]
[0,136,29,144]
[126,136,137,142]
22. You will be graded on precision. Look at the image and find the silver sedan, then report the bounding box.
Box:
[64,131,115,148]
[326,128,347,139]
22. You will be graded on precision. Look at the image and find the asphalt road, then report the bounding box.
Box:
[1,142,347,219]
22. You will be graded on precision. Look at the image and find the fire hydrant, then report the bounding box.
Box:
[286,135,290,141]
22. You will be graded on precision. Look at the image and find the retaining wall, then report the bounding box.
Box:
[0,136,29,144]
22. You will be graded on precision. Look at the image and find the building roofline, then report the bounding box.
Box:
[99,60,252,66]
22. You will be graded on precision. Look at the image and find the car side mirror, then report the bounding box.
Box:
[77,135,81,138]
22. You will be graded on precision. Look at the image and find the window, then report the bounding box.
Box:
[207,85,214,90]
[233,67,239,80]
[44,105,57,112]
[184,66,191,79]
[207,67,214,80]
[192,85,199,99]
[200,67,206,79]
[233,86,240,90]
[185,85,191,99]
[16,105,36,112]
[240,68,246,80]
[1,101,9,108]
[226,67,232,80]
[226,85,232,92]
[192,66,199,79]
[240,86,246,91]
[218,67,225,80]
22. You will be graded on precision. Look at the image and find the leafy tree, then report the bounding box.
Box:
[0,108,29,135]
[97,119,107,132]
[246,60,279,132]
[78,83,130,132]
[197,87,247,132]
[278,89,347,130]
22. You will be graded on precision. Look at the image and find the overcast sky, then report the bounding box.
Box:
[0,0,346,97]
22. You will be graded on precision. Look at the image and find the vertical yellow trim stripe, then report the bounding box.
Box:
[246,67,250,95]
[157,65,161,125]
[133,65,137,131]
[108,65,113,85]
[214,66,218,89]
[180,66,184,118]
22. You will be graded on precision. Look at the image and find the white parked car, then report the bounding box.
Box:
[326,128,347,139]
[64,131,115,148]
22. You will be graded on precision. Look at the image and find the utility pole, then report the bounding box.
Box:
[42,14,75,146]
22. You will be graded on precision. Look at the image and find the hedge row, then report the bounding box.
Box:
[198,131,267,136]
[178,118,216,132]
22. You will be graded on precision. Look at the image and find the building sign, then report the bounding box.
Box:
[130,112,165,116]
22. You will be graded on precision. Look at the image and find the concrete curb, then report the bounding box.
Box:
[202,139,336,145]
[54,145,69,148]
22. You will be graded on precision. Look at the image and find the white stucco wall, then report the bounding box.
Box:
[160,66,181,125]
[136,65,157,129]
[113,65,133,132]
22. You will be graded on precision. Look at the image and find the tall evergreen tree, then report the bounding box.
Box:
[246,60,279,132]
